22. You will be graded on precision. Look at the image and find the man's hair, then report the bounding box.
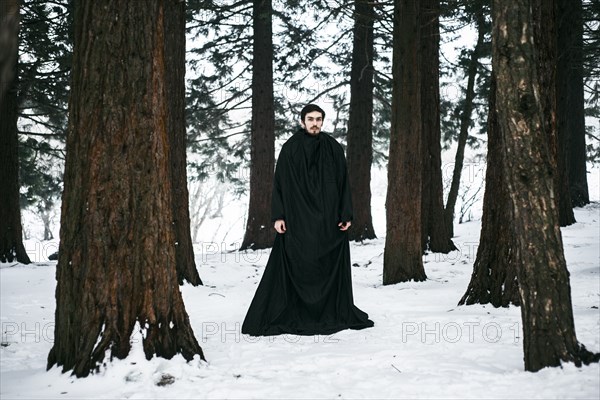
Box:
[300,104,325,122]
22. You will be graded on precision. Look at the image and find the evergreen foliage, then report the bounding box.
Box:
[17,0,71,236]
[14,0,599,238]
[583,0,600,162]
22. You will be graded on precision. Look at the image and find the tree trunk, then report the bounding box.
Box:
[493,0,598,372]
[458,75,520,307]
[444,8,486,239]
[40,204,54,241]
[557,0,589,207]
[240,0,275,251]
[383,0,426,285]
[0,0,31,264]
[0,0,19,106]
[531,0,576,227]
[164,0,202,285]
[420,0,455,253]
[47,0,204,378]
[346,0,376,242]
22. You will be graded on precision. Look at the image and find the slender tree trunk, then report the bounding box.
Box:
[458,75,520,307]
[40,204,54,241]
[240,0,275,251]
[346,0,376,242]
[0,0,31,264]
[164,0,202,285]
[557,0,589,207]
[384,0,426,285]
[420,0,455,253]
[48,1,204,378]
[444,8,485,239]
[493,0,598,372]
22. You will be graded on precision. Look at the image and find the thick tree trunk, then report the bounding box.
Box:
[0,0,31,264]
[240,0,275,251]
[493,0,598,372]
[346,0,376,242]
[0,0,19,106]
[383,0,426,285]
[164,0,202,285]
[444,8,485,239]
[420,0,455,253]
[458,75,520,307]
[557,0,589,207]
[47,1,204,378]
[532,0,575,227]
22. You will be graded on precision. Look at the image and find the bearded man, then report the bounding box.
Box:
[242,104,374,336]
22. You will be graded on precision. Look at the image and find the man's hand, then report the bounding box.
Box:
[274,219,287,234]
[338,221,352,231]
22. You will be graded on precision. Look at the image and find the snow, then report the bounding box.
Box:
[2,166,599,399]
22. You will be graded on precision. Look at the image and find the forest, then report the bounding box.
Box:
[0,0,599,395]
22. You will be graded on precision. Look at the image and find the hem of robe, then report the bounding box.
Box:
[241,233,375,338]
[241,319,374,337]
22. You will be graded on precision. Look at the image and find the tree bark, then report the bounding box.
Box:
[0,0,31,264]
[383,0,426,285]
[40,203,54,241]
[532,0,575,227]
[420,0,455,253]
[47,0,204,378]
[557,0,589,207]
[458,75,520,307]
[164,0,202,285]
[444,8,485,239]
[346,0,376,242]
[0,0,19,107]
[240,0,275,251]
[493,0,598,372]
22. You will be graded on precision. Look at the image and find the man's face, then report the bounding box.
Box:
[301,111,324,135]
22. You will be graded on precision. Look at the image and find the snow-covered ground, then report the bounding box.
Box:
[2,167,599,399]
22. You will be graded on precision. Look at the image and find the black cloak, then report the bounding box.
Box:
[241,128,374,336]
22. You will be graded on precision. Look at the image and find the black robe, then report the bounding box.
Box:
[241,128,374,336]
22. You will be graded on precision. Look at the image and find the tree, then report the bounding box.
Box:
[492,0,599,371]
[165,0,202,285]
[383,0,426,284]
[19,139,63,241]
[18,0,72,227]
[582,1,600,163]
[48,0,204,377]
[346,0,377,242]
[443,4,488,238]
[532,0,575,227]
[557,0,589,207]
[186,0,253,190]
[0,0,31,264]
[0,0,19,105]
[458,75,520,307]
[420,0,455,253]
[240,0,275,251]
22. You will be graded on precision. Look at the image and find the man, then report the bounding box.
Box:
[242,104,374,336]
